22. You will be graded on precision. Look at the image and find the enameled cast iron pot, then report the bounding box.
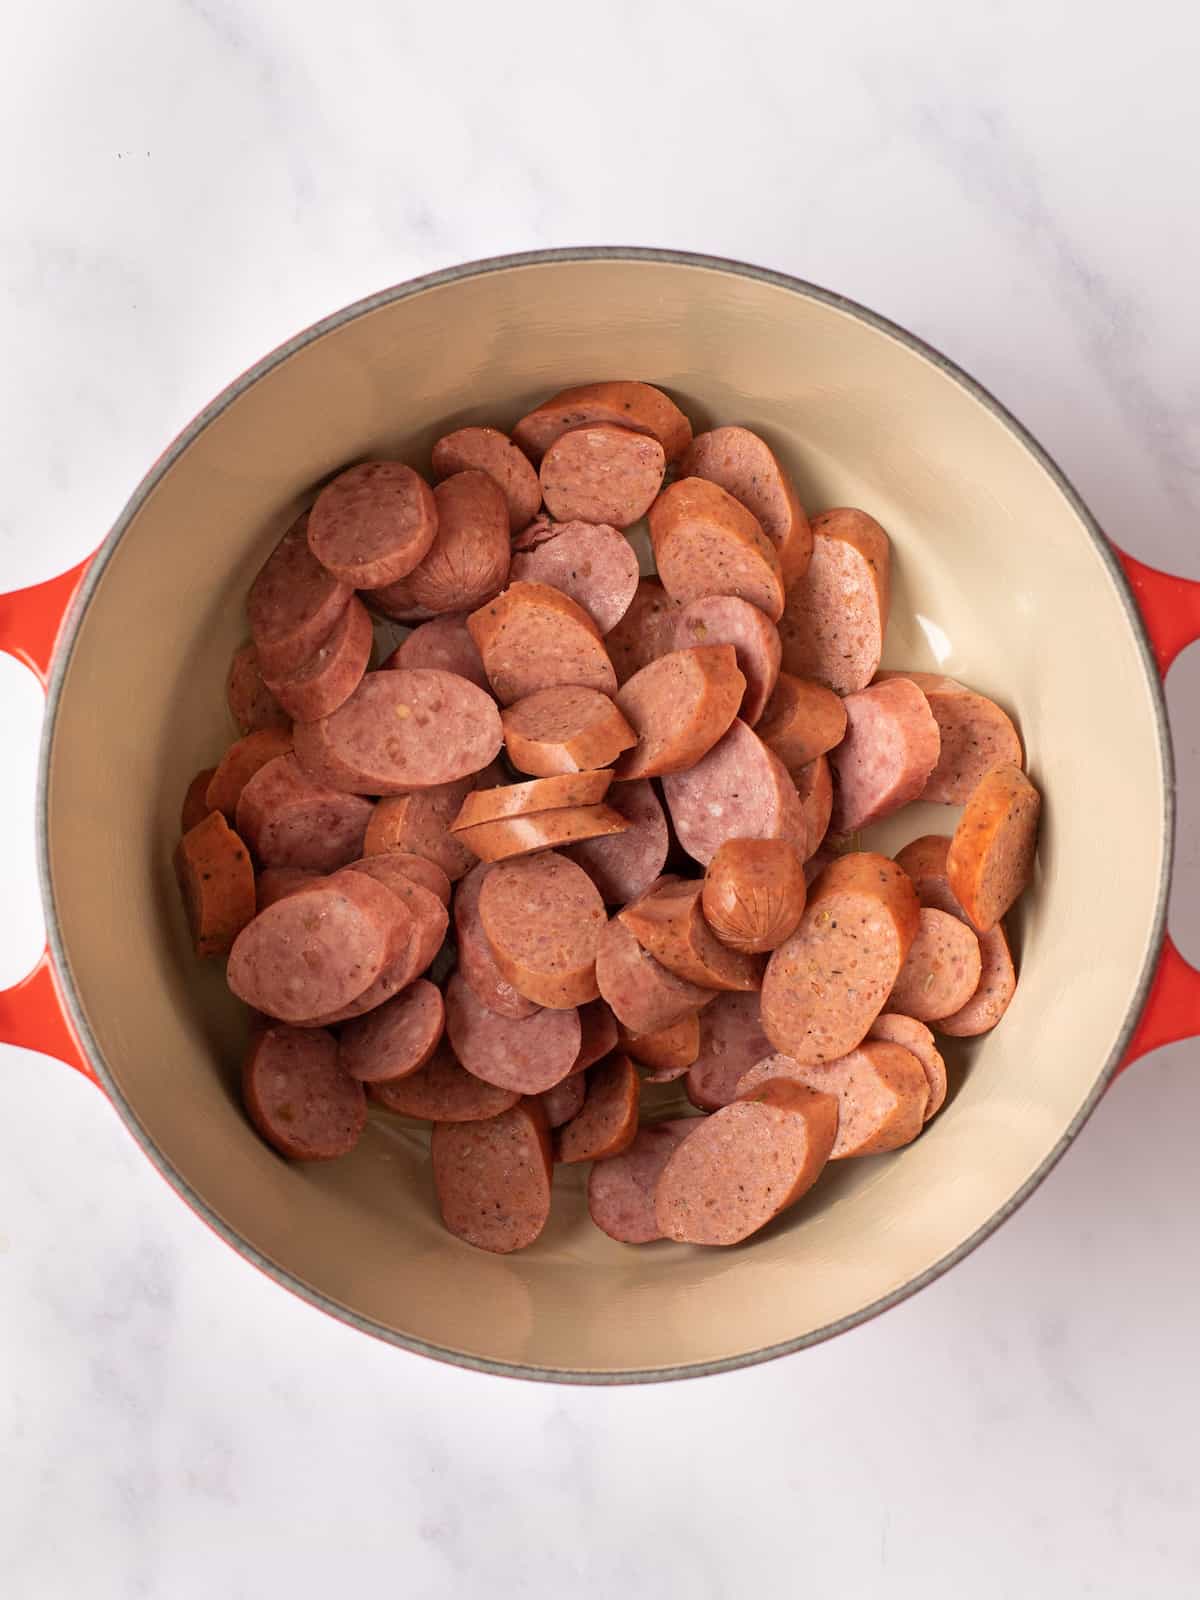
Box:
[2,249,1198,1383]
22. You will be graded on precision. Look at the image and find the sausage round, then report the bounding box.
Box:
[292,669,502,794]
[829,678,941,834]
[205,727,294,820]
[604,578,681,686]
[595,914,716,1036]
[671,595,782,726]
[455,804,630,864]
[539,424,665,528]
[587,1119,697,1244]
[501,685,636,776]
[453,861,540,1019]
[541,1073,587,1129]
[619,879,762,992]
[760,852,920,1065]
[655,1080,838,1246]
[369,1043,519,1122]
[242,1024,366,1161]
[661,719,806,866]
[478,850,606,1007]
[684,989,774,1110]
[227,643,289,734]
[338,979,445,1084]
[384,612,489,690]
[778,508,890,694]
[399,470,510,615]
[562,777,669,906]
[174,812,256,958]
[261,594,373,723]
[432,1100,553,1253]
[738,1041,929,1159]
[617,1013,700,1079]
[946,763,1041,932]
[354,850,450,906]
[512,380,693,465]
[467,582,617,705]
[430,425,542,533]
[614,645,745,780]
[364,778,478,882]
[444,971,581,1093]
[509,520,640,635]
[649,477,785,623]
[362,574,435,623]
[235,753,374,872]
[181,767,217,835]
[570,999,620,1076]
[307,461,438,589]
[867,1012,948,1120]
[342,856,449,1001]
[247,513,353,678]
[701,837,807,954]
[255,865,317,909]
[888,907,982,1022]
[450,771,612,831]
[756,673,847,770]
[557,1054,640,1164]
[679,425,812,587]
[793,754,833,859]
[876,671,1024,805]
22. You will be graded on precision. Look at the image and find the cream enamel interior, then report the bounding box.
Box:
[43,256,1167,1379]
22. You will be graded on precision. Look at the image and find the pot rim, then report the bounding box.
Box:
[36,245,1175,1384]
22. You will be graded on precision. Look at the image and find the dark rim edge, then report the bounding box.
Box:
[36,244,1175,1386]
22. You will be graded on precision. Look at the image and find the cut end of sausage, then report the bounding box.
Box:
[242,1025,366,1161]
[432,1100,553,1253]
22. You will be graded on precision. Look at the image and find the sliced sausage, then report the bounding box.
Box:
[604,578,681,685]
[261,594,373,723]
[778,508,890,694]
[342,856,449,997]
[649,477,785,623]
[509,521,640,636]
[205,727,294,820]
[876,671,1024,805]
[369,1043,519,1122]
[242,1024,366,1161]
[501,685,636,776]
[655,1080,838,1246]
[444,971,581,1093]
[255,865,316,909]
[181,768,217,834]
[307,461,438,589]
[760,852,920,1065]
[561,777,669,906]
[362,575,435,623]
[467,582,617,705]
[557,1054,639,1164]
[363,778,477,882]
[756,673,847,770]
[889,907,982,1022]
[679,425,812,586]
[867,1013,947,1121]
[738,1041,928,1159]
[352,849,450,906]
[946,764,1041,933]
[395,470,510,615]
[338,980,445,1084]
[174,811,256,957]
[226,869,400,1022]
[618,1014,700,1079]
[619,879,762,992]
[432,1100,553,1253]
[684,989,774,1110]
[430,425,542,533]
[292,669,503,794]
[794,755,833,859]
[478,850,606,1007]
[227,643,289,734]
[587,1119,697,1243]
[572,999,620,1074]
[614,646,745,780]
[449,771,612,831]
[661,719,806,866]
[701,837,807,954]
[384,612,488,691]
[453,861,540,1019]
[235,753,373,872]
[539,424,665,528]
[829,678,941,834]
[541,1074,587,1130]
[454,803,630,863]
[512,380,692,464]
[247,513,353,678]
[671,595,782,725]
[595,914,716,1035]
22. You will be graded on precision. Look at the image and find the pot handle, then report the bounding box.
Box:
[1112,545,1200,1071]
[0,557,100,1086]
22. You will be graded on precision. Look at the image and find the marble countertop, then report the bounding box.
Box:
[2,3,1198,1594]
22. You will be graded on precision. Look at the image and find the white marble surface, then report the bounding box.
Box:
[2,3,1199,1594]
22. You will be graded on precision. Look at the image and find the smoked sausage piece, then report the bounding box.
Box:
[661,719,806,866]
[604,578,681,686]
[512,380,693,465]
[501,685,636,776]
[539,424,665,528]
[778,508,890,694]
[384,612,489,691]
[946,764,1041,933]
[888,908,982,1022]
[307,461,438,589]
[557,1054,640,1164]
[430,425,541,533]
[432,1100,554,1253]
[449,771,612,831]
[369,1044,519,1122]
[756,673,847,771]
[614,646,745,780]
[619,879,763,992]
[235,753,373,873]
[453,861,540,1019]
[671,595,782,726]
[181,768,217,834]
[454,804,630,864]
[467,582,617,705]
[828,677,941,834]
[867,1013,948,1121]
[562,777,669,906]
[876,671,1023,804]
[701,837,807,955]
[242,1024,366,1161]
[648,477,785,623]
[247,513,353,678]
[364,778,478,882]
[595,914,716,1036]
[618,1013,700,1079]
[680,425,812,586]
[352,850,450,907]
[478,850,606,1007]
[261,594,373,723]
[174,811,256,957]
[738,1041,928,1159]
[571,999,620,1075]
[444,972,581,1094]
[541,1074,587,1130]
[255,865,317,910]
[338,980,445,1084]
[587,1118,697,1243]
[510,521,640,634]
[206,727,294,820]
[227,643,289,734]
[793,755,833,860]
[401,470,510,615]
[684,989,774,1111]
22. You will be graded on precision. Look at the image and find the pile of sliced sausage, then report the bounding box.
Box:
[174,379,1042,1252]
